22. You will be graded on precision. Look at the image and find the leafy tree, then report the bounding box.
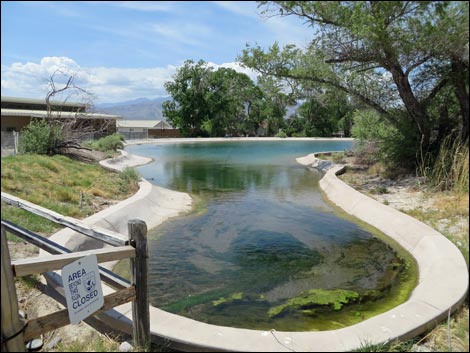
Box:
[163,60,214,136]
[205,68,256,136]
[240,1,469,167]
[163,61,291,137]
[240,76,291,136]
[295,88,354,137]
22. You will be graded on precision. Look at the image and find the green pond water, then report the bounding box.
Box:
[126,140,416,331]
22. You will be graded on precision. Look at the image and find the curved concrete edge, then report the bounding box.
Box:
[40,148,468,352]
[99,149,153,172]
[297,153,469,341]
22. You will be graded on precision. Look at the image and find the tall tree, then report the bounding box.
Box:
[163,60,214,136]
[251,76,291,136]
[163,61,291,137]
[240,1,469,162]
[205,68,256,136]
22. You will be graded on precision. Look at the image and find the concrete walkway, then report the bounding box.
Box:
[43,146,468,352]
[99,149,153,172]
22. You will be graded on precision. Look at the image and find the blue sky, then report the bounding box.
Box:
[1,1,313,103]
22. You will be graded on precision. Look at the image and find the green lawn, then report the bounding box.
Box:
[1,154,139,237]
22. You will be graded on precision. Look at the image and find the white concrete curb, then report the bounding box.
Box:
[42,148,468,352]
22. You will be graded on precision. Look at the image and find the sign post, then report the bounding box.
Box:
[62,254,104,325]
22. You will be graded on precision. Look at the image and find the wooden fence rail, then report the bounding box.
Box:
[1,192,150,352]
[1,192,128,246]
[1,220,130,290]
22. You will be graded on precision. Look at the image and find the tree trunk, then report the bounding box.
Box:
[389,66,432,148]
[451,59,469,141]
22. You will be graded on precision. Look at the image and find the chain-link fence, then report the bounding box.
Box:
[1,131,19,157]
[78,131,115,142]
[119,131,148,140]
[1,131,117,157]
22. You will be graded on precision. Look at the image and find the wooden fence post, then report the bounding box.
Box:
[128,220,150,350]
[1,226,26,352]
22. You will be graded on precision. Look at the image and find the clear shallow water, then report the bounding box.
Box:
[126,140,414,331]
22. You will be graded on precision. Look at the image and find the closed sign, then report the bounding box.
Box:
[62,254,104,324]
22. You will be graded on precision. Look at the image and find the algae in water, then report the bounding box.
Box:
[269,289,360,317]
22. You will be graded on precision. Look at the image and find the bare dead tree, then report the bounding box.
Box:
[43,70,113,161]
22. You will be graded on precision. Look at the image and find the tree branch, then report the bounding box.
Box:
[422,78,449,108]
[404,56,431,77]
[277,72,399,126]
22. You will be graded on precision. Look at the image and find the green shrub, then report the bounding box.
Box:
[118,167,140,192]
[86,133,124,153]
[19,119,63,155]
[331,152,345,163]
[351,109,418,172]
[292,131,307,137]
[275,130,287,138]
[351,110,390,142]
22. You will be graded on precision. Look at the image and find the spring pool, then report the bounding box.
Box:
[125,140,416,331]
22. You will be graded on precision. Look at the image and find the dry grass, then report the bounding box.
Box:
[417,306,469,352]
[432,193,469,218]
[54,332,121,352]
[419,136,469,195]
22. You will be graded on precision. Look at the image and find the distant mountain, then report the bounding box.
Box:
[94,96,171,120]
[94,96,301,121]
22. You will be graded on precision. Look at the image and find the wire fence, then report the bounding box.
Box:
[0,131,116,157]
[1,131,19,157]
[119,131,148,140]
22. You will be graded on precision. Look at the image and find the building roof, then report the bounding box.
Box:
[1,96,88,109]
[1,108,122,120]
[116,120,175,129]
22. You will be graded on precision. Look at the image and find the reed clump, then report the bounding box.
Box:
[419,135,469,195]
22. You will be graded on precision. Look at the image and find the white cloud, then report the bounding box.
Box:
[259,15,313,49]
[1,56,178,103]
[1,56,257,104]
[212,1,261,19]
[113,1,176,12]
[150,22,212,47]
[206,61,259,82]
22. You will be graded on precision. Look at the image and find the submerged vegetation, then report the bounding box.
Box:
[213,292,244,306]
[268,289,360,317]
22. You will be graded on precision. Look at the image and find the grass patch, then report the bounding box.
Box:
[419,135,469,195]
[1,154,139,233]
[85,133,125,156]
[351,338,417,352]
[427,306,469,352]
[118,167,141,192]
[17,274,42,290]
